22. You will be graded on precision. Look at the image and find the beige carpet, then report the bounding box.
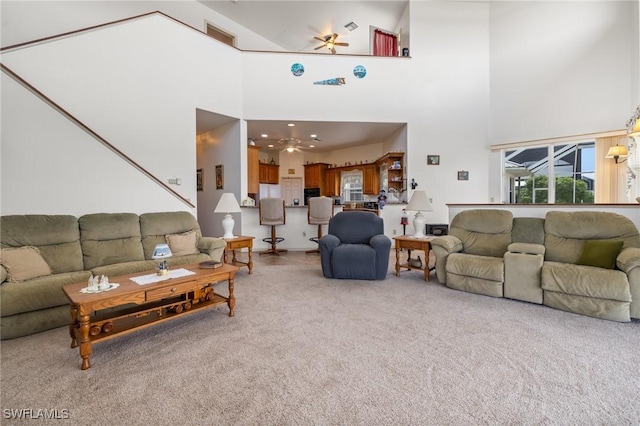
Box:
[1,258,639,425]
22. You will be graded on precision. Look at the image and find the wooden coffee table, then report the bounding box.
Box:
[62,263,238,370]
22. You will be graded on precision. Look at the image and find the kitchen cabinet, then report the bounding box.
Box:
[362,164,379,195]
[304,163,329,189]
[259,163,279,184]
[377,152,404,193]
[323,169,339,196]
[248,146,260,195]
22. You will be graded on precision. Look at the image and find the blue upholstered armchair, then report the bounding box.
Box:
[319,211,391,280]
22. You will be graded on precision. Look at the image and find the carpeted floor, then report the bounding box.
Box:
[1,252,639,425]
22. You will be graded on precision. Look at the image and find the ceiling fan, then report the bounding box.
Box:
[279,138,306,153]
[313,33,349,54]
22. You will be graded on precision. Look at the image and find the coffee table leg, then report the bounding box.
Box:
[69,305,79,348]
[78,311,92,370]
[395,246,401,276]
[227,276,235,317]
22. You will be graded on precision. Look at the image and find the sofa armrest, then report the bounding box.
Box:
[430,235,463,254]
[0,265,6,285]
[616,247,640,274]
[198,237,226,263]
[508,242,545,256]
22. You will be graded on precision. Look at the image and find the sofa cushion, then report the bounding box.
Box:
[0,270,91,317]
[577,240,623,270]
[0,215,84,273]
[0,246,52,282]
[446,253,504,282]
[449,209,513,258]
[140,212,203,260]
[80,213,145,270]
[544,211,640,264]
[541,261,631,302]
[165,230,199,257]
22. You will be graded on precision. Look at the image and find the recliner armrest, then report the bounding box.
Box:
[430,235,463,254]
[508,242,545,256]
[370,234,392,249]
[0,265,6,285]
[198,236,227,262]
[616,247,640,273]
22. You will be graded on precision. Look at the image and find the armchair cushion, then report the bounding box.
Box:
[576,240,623,270]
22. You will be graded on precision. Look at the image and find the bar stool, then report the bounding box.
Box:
[259,197,288,256]
[305,196,334,254]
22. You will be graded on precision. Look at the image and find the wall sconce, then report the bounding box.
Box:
[605,144,628,163]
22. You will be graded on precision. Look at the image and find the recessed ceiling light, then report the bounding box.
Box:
[288,123,295,127]
[310,134,317,138]
[268,144,274,148]
[309,145,315,148]
[261,134,268,138]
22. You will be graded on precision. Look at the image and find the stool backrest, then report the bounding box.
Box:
[259,198,286,226]
[308,197,334,225]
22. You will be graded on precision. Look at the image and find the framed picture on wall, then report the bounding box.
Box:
[458,170,469,181]
[215,164,224,189]
[427,155,440,165]
[196,169,203,191]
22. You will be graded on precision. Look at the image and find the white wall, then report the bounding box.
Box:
[490,1,635,144]
[1,13,243,216]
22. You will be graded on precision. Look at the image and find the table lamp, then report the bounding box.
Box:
[214,193,242,239]
[405,190,433,238]
[152,243,172,276]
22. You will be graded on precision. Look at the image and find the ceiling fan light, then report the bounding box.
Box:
[286,146,295,153]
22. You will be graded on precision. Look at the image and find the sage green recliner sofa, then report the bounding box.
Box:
[0,211,226,339]
[432,209,640,322]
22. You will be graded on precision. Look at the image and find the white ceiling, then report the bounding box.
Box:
[195,1,409,152]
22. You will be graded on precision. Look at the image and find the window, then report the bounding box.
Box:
[206,23,235,47]
[341,170,364,202]
[504,141,595,204]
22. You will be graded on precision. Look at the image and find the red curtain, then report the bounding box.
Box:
[373,29,398,57]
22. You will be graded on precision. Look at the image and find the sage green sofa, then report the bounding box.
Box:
[0,212,226,339]
[432,209,640,322]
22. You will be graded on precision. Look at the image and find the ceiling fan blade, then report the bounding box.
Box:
[335,42,349,47]
[331,47,336,54]
[314,45,325,50]
[313,36,326,42]
[331,33,339,41]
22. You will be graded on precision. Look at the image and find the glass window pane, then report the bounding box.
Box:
[553,142,595,204]
[505,147,549,204]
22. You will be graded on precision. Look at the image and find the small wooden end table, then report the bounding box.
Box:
[393,235,434,281]
[223,235,254,273]
[63,263,238,370]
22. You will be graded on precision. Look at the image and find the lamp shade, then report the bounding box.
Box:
[605,145,628,163]
[405,190,433,213]
[214,193,241,239]
[152,243,172,259]
[405,191,433,238]
[630,118,640,137]
[214,193,241,214]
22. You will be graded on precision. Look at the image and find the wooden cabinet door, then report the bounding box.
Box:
[363,164,379,195]
[267,165,279,184]
[259,164,268,183]
[304,164,321,188]
[248,146,260,194]
[323,169,337,196]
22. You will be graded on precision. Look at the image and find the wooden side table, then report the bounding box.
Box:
[223,236,255,273]
[393,235,434,281]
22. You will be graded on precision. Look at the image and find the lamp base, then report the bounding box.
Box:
[221,214,237,239]
[413,212,426,238]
